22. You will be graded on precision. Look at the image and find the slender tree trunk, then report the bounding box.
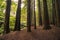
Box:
[4,0,11,34]
[27,0,31,32]
[34,0,36,29]
[52,0,56,25]
[30,0,36,29]
[55,0,60,27]
[37,0,42,26]
[14,0,21,31]
[43,0,51,30]
[30,0,34,26]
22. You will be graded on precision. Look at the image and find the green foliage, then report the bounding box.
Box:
[0,25,4,34]
[0,0,5,34]
[9,16,15,30]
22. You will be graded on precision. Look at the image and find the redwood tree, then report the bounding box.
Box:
[27,0,31,32]
[43,0,51,30]
[55,0,60,27]
[34,0,36,29]
[4,0,11,34]
[14,0,21,31]
[52,0,56,25]
[37,0,42,26]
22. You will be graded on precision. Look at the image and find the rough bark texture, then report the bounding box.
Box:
[37,0,42,26]
[55,0,60,27]
[30,0,34,26]
[4,0,11,34]
[52,0,56,25]
[43,0,51,30]
[27,0,31,32]
[14,0,21,31]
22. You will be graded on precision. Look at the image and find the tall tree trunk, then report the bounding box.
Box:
[37,0,42,26]
[30,0,34,26]
[14,0,21,31]
[27,0,31,32]
[30,0,36,29]
[52,0,56,25]
[55,0,60,27]
[43,0,51,30]
[4,0,11,34]
[34,0,36,29]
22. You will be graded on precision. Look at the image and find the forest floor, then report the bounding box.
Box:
[0,25,60,40]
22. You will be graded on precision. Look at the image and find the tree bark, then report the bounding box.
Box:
[4,0,11,34]
[55,0,60,27]
[27,0,31,32]
[43,0,51,30]
[37,0,42,26]
[52,0,56,25]
[14,0,21,31]
[34,0,36,29]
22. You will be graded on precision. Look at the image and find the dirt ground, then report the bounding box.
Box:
[0,25,60,40]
